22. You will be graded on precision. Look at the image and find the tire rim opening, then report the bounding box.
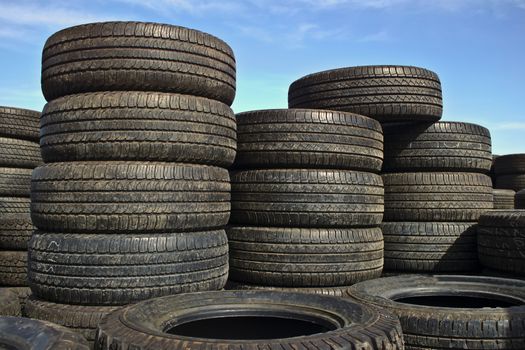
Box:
[393,293,523,308]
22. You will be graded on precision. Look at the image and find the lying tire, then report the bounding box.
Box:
[0,316,89,349]
[0,213,34,250]
[95,290,404,349]
[42,21,236,105]
[0,251,27,286]
[478,210,525,275]
[235,109,383,172]
[0,289,20,316]
[382,222,478,272]
[0,167,32,196]
[493,189,516,209]
[41,92,236,167]
[225,281,354,298]
[0,106,40,141]
[228,226,383,287]
[26,296,119,345]
[0,197,31,215]
[0,137,41,168]
[288,65,442,123]
[1,287,31,315]
[30,162,230,233]
[231,169,383,227]
[383,121,491,172]
[351,275,525,350]
[496,174,525,191]
[383,172,493,221]
[494,154,525,175]
[28,231,228,305]
[516,189,525,209]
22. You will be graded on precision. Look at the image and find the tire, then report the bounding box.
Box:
[0,213,34,250]
[1,287,31,314]
[95,290,404,349]
[0,197,31,215]
[28,231,229,305]
[383,172,493,221]
[496,174,525,191]
[42,21,236,105]
[0,289,20,316]
[516,189,525,209]
[0,167,32,196]
[30,162,230,233]
[227,226,383,287]
[383,121,491,172]
[231,169,383,228]
[0,137,41,168]
[0,106,40,141]
[351,275,525,350]
[225,281,354,298]
[494,154,525,175]
[40,92,236,167]
[288,65,442,123]
[478,210,525,275]
[235,109,383,172]
[493,189,515,209]
[382,222,478,272]
[0,316,89,349]
[25,296,119,345]
[0,251,27,286]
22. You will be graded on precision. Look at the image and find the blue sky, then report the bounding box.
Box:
[0,0,524,154]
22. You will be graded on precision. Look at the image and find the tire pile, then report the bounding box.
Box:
[24,21,237,345]
[494,154,525,191]
[0,106,41,313]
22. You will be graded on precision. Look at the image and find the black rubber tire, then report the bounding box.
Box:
[1,287,31,315]
[0,106,40,141]
[95,290,404,349]
[28,230,229,305]
[288,65,442,123]
[235,109,383,172]
[0,316,89,349]
[0,137,41,169]
[225,280,354,297]
[494,154,525,175]
[0,167,32,196]
[516,189,525,209]
[351,274,525,350]
[0,213,33,250]
[493,189,516,209]
[42,21,236,105]
[382,222,478,272]
[0,251,27,286]
[383,121,491,172]
[227,226,383,287]
[496,174,525,191]
[41,92,236,167]
[383,172,493,221]
[478,210,525,275]
[0,289,20,316]
[26,296,119,345]
[0,197,31,215]
[231,169,383,228]
[30,162,230,233]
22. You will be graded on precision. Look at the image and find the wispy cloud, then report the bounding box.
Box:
[115,0,244,15]
[358,30,389,42]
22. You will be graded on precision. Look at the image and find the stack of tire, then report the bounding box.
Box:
[0,106,41,313]
[494,154,525,192]
[226,108,385,296]
[289,65,493,273]
[25,21,236,346]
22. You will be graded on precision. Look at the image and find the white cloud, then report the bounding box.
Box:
[358,30,389,42]
[115,0,244,15]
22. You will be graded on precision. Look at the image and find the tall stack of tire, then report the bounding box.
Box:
[494,154,525,191]
[226,108,385,296]
[25,21,236,346]
[0,106,41,313]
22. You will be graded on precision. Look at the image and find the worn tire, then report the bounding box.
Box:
[1,287,31,314]
[478,210,525,275]
[42,21,236,105]
[493,189,516,209]
[382,222,478,272]
[0,316,89,349]
[383,121,491,172]
[41,92,236,166]
[0,106,40,141]
[288,65,442,123]
[0,251,27,286]
[0,167,32,196]
[227,226,383,287]
[0,213,34,250]
[0,289,20,316]
[224,280,354,297]
[0,137,41,168]
[231,169,383,227]
[30,162,230,233]
[383,172,493,221]
[95,290,403,349]
[516,189,525,209]
[235,109,383,171]
[28,231,228,305]
[351,275,525,349]
[496,174,525,191]
[0,197,31,215]
[26,296,119,345]
[494,154,525,175]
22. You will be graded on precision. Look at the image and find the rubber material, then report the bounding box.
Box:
[496,174,525,191]
[225,281,354,298]
[0,289,20,316]
[0,167,32,196]
[0,212,34,250]
[0,137,41,168]
[516,189,525,209]
[0,251,27,286]
[1,287,31,313]
[493,189,515,209]
[0,197,31,215]
[0,106,40,141]
[494,154,525,175]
